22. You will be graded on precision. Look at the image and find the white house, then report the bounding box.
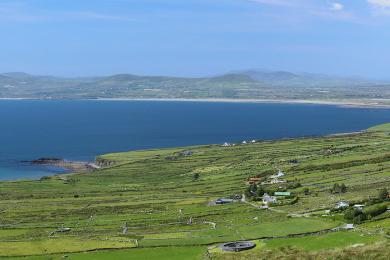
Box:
[270,179,287,184]
[353,204,365,211]
[262,193,277,204]
[335,201,349,209]
[344,224,354,230]
[270,170,285,179]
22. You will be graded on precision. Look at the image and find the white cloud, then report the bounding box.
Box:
[331,3,344,11]
[66,11,134,22]
[367,0,390,16]
[368,0,390,7]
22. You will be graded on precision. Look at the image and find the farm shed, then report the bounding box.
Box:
[274,192,291,196]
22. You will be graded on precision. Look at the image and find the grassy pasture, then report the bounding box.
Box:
[1,124,390,258]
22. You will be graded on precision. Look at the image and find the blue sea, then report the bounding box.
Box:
[1,99,389,180]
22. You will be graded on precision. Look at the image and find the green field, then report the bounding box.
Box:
[2,124,390,259]
[2,71,390,104]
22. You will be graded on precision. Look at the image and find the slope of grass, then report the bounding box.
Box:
[1,124,390,258]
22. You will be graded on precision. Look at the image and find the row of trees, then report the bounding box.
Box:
[244,184,266,200]
[344,203,387,224]
[344,188,389,224]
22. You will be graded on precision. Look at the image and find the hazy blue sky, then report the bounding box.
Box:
[1,0,390,78]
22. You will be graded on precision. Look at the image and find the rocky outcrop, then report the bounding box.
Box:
[25,158,100,173]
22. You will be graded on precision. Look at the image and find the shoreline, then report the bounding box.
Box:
[95,98,390,109]
[0,125,378,182]
[1,97,390,108]
[27,158,101,174]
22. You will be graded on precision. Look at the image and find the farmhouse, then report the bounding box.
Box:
[353,204,365,211]
[270,170,285,179]
[270,179,286,184]
[263,193,277,204]
[344,224,354,230]
[179,150,193,156]
[335,201,349,209]
[247,177,261,184]
[215,198,234,205]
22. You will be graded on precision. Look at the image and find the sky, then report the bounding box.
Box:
[0,0,390,78]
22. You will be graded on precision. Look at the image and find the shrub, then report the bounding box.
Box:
[364,203,387,218]
[353,214,367,224]
[256,186,265,197]
[39,176,51,181]
[340,183,347,193]
[378,188,389,201]
[344,208,359,221]
[193,173,200,181]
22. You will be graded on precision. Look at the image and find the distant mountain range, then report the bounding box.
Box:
[1,70,389,103]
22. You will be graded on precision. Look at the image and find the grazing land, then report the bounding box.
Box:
[2,71,390,107]
[2,124,390,259]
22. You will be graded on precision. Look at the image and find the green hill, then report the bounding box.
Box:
[2,124,390,259]
[1,70,389,104]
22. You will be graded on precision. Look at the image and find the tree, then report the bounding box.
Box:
[378,188,389,201]
[193,173,200,181]
[244,187,253,198]
[344,208,358,221]
[353,214,367,224]
[340,183,347,193]
[256,186,265,197]
[249,184,258,193]
[331,183,340,194]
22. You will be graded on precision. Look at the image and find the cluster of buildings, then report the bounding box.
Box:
[335,201,365,211]
[222,140,257,147]
[261,170,287,185]
[262,191,292,207]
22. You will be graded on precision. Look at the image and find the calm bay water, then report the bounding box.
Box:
[0,99,389,180]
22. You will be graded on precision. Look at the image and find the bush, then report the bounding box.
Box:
[378,188,389,201]
[331,183,347,194]
[287,182,301,189]
[256,186,265,197]
[364,203,387,218]
[193,173,200,181]
[353,214,367,224]
[39,176,51,181]
[344,208,359,221]
[345,203,387,223]
[340,183,347,193]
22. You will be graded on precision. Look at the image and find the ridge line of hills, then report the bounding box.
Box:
[1,70,389,102]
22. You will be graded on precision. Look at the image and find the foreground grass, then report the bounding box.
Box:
[13,246,205,260]
[2,123,390,258]
[0,238,135,257]
[264,231,380,251]
[212,241,390,260]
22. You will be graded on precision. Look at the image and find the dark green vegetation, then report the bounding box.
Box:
[2,124,390,259]
[1,70,390,104]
